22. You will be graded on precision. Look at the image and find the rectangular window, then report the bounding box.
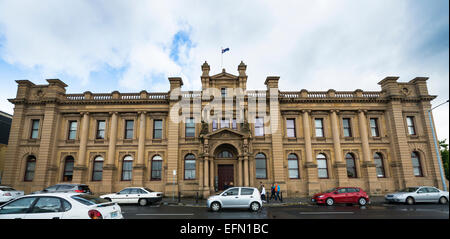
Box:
[68,121,77,140]
[255,117,264,136]
[286,118,296,138]
[212,119,218,131]
[315,118,324,137]
[232,118,237,130]
[221,88,226,98]
[220,118,229,128]
[317,159,328,178]
[288,159,299,179]
[30,119,40,139]
[124,120,134,139]
[185,118,195,138]
[406,116,416,135]
[342,118,352,137]
[96,120,106,139]
[153,119,163,139]
[370,118,379,137]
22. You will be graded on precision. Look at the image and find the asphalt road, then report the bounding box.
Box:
[120,202,449,219]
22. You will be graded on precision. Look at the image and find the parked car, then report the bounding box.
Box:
[0,193,123,219]
[31,184,92,194]
[311,187,370,206]
[207,187,262,212]
[100,187,163,206]
[0,186,24,204]
[385,186,449,205]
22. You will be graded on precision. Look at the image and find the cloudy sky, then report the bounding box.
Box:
[0,0,448,140]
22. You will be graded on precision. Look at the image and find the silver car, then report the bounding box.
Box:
[385,186,449,205]
[207,187,262,212]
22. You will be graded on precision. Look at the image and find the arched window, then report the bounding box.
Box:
[345,153,357,178]
[121,155,133,181]
[218,150,233,158]
[317,153,328,178]
[411,151,423,177]
[92,156,104,181]
[288,153,299,179]
[184,154,196,180]
[255,153,267,179]
[374,152,385,178]
[62,156,75,182]
[24,155,36,182]
[151,155,163,180]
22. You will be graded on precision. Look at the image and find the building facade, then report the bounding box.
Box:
[2,61,446,197]
[0,111,13,184]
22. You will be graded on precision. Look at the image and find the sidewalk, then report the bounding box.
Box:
[160,196,387,207]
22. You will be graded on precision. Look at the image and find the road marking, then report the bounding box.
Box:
[135,213,195,216]
[299,212,355,215]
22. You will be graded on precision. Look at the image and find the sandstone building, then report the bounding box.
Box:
[2,61,446,197]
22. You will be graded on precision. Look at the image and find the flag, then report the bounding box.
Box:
[222,48,230,53]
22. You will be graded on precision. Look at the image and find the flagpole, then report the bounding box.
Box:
[221,47,223,69]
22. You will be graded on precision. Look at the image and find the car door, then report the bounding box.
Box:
[0,197,37,219]
[415,187,429,202]
[334,188,349,203]
[425,187,440,202]
[114,189,131,203]
[25,197,65,219]
[238,188,255,207]
[128,188,140,204]
[221,188,240,208]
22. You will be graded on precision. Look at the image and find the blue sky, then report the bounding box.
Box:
[0,0,448,140]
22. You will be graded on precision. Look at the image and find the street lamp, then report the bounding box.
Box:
[428,99,449,191]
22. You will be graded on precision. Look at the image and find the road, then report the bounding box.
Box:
[120,202,449,219]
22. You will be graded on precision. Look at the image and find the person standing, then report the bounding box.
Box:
[275,183,280,201]
[261,184,266,202]
[270,183,276,201]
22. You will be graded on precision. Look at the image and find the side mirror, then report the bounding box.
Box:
[223,192,228,196]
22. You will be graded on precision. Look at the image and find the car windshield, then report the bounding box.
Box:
[0,187,15,191]
[399,187,419,192]
[71,194,109,206]
[144,188,154,193]
[324,188,336,193]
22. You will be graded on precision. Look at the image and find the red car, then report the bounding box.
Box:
[311,187,370,206]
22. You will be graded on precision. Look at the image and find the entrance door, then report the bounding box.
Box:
[218,165,234,191]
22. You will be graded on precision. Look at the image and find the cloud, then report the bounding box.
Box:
[0,0,448,139]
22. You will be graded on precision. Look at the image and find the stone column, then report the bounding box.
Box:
[238,156,243,186]
[73,112,90,183]
[203,156,209,197]
[331,110,347,185]
[303,110,319,195]
[244,156,249,186]
[133,111,146,186]
[358,109,381,195]
[210,159,215,193]
[103,112,118,192]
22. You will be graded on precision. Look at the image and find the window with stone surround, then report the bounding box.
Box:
[315,118,324,137]
[67,121,78,140]
[30,119,40,139]
[374,152,385,178]
[62,156,74,182]
[151,155,162,180]
[121,155,133,181]
[317,153,328,178]
[96,120,106,139]
[184,154,196,180]
[370,118,379,137]
[288,153,299,179]
[342,118,352,137]
[406,116,416,135]
[345,153,357,178]
[255,153,267,179]
[411,151,423,177]
[153,119,163,139]
[286,118,296,138]
[92,156,104,181]
[24,155,36,182]
[124,120,134,139]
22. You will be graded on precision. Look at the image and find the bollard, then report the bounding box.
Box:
[196,192,199,204]
[178,191,181,203]
[280,192,283,202]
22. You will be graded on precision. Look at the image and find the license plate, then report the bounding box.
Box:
[111,211,118,218]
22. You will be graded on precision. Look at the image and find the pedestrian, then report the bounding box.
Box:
[270,183,276,201]
[275,183,280,201]
[261,184,266,202]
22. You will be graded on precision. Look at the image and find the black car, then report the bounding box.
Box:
[32,184,92,194]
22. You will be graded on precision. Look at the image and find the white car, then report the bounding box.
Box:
[207,187,262,212]
[100,187,163,206]
[385,186,449,205]
[0,193,123,219]
[0,186,24,204]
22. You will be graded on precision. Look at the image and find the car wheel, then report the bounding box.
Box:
[250,202,260,212]
[211,202,221,212]
[326,198,334,206]
[358,197,367,206]
[139,198,148,206]
[406,197,415,205]
[439,196,448,204]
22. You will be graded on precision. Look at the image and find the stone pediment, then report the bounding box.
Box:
[210,70,238,80]
[203,128,248,139]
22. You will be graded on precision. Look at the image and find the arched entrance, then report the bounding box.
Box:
[214,144,238,191]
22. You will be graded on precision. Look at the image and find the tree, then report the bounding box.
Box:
[439,139,449,180]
